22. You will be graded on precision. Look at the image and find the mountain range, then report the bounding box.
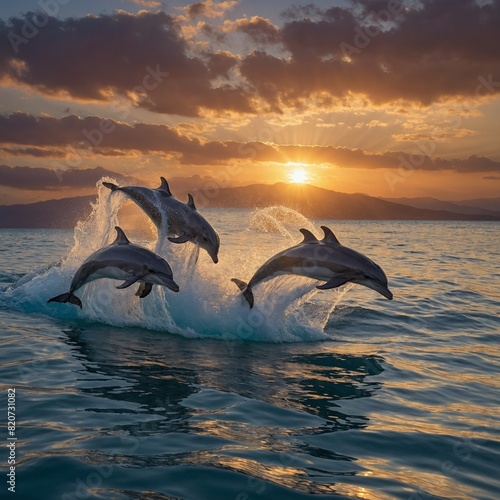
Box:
[0,183,499,228]
[381,196,500,217]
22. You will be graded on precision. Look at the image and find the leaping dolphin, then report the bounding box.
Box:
[48,226,179,308]
[232,226,393,308]
[103,178,220,263]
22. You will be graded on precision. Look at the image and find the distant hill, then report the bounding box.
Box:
[0,195,95,228]
[166,174,220,197]
[456,197,500,213]
[1,183,499,228]
[381,196,500,217]
[195,183,500,221]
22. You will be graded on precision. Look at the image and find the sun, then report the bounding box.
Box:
[288,162,309,184]
[289,169,308,183]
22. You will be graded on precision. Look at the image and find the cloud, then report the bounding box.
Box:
[354,119,389,128]
[434,155,500,173]
[240,0,500,109]
[183,1,238,19]
[0,146,66,157]
[392,127,477,143]
[0,11,253,116]
[0,165,125,190]
[233,16,281,44]
[128,0,164,7]
[366,120,388,128]
[0,112,201,157]
[281,4,324,21]
[1,2,498,118]
[0,113,499,174]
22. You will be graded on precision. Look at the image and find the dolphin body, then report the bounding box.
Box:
[48,227,179,308]
[103,178,220,263]
[232,226,393,308]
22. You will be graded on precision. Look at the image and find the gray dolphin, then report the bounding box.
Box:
[48,226,179,308]
[103,177,220,263]
[232,226,393,308]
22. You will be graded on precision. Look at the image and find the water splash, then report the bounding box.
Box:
[1,186,347,342]
[249,206,316,241]
[67,178,123,263]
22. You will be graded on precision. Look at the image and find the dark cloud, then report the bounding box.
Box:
[241,0,500,108]
[186,2,207,18]
[271,145,500,173]
[0,3,498,114]
[0,113,499,174]
[0,11,253,116]
[0,165,124,190]
[0,146,65,157]
[205,51,238,78]
[0,112,198,153]
[433,155,500,173]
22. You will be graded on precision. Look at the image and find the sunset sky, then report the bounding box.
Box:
[0,0,499,205]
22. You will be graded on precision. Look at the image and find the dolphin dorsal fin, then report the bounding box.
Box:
[113,226,130,245]
[187,193,197,210]
[157,177,172,196]
[299,228,317,243]
[321,226,341,246]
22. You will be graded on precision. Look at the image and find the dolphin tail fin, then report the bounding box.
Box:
[47,292,83,309]
[231,278,254,308]
[102,181,119,191]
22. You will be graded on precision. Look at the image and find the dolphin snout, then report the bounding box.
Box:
[167,279,180,292]
[362,278,393,300]
[375,283,393,300]
[206,246,219,263]
[158,275,180,292]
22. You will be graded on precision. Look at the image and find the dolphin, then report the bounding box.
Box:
[232,226,393,308]
[102,177,220,263]
[48,226,179,308]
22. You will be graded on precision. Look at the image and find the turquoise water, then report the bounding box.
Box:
[0,195,499,499]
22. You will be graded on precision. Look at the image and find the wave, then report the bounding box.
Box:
[0,180,345,342]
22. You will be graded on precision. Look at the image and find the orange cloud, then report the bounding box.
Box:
[0,113,499,175]
[181,0,238,19]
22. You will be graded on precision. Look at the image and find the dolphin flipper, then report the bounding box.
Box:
[168,234,193,244]
[116,275,142,289]
[47,292,83,309]
[135,283,153,298]
[316,274,353,290]
[231,278,255,308]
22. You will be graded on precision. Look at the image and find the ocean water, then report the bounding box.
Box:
[0,188,499,499]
